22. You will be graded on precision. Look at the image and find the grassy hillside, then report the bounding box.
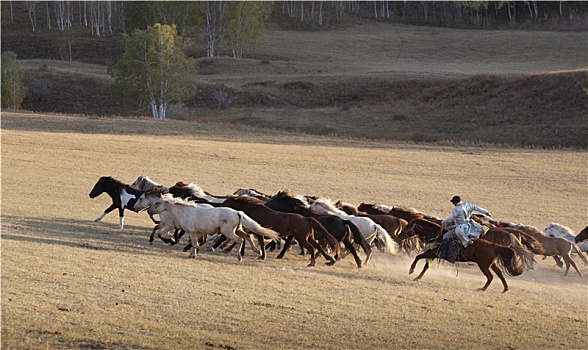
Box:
[2,17,587,148]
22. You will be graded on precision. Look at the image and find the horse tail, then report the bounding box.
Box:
[495,245,525,277]
[309,218,340,258]
[517,230,546,255]
[238,212,279,241]
[375,223,400,255]
[345,220,372,255]
[570,242,588,265]
[508,233,537,269]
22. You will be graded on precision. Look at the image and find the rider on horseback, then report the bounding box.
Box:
[442,196,493,247]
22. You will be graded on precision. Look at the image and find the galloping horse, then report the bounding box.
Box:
[265,190,372,268]
[515,225,587,276]
[309,198,400,257]
[222,196,341,267]
[544,222,588,249]
[89,176,145,229]
[399,218,536,270]
[131,176,227,206]
[399,219,524,292]
[140,196,279,261]
[410,238,524,293]
[336,201,412,254]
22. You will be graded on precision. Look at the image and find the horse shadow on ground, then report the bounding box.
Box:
[1,215,184,257]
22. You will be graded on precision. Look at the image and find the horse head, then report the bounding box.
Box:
[89,176,112,198]
[399,220,419,240]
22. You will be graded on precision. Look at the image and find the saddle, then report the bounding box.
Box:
[437,239,461,263]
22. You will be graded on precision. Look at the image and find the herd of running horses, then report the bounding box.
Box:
[89,175,588,293]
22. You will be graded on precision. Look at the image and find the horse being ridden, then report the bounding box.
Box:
[399,218,524,293]
[222,196,340,267]
[400,218,536,270]
[89,176,146,229]
[265,190,373,268]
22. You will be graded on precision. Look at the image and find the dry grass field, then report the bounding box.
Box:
[2,112,587,350]
[2,16,588,350]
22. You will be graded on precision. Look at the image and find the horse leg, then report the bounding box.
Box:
[170,229,185,245]
[562,254,582,276]
[490,263,509,293]
[297,237,318,267]
[475,259,495,292]
[187,232,199,258]
[409,250,436,281]
[256,234,267,260]
[276,235,295,259]
[308,236,337,265]
[342,237,363,268]
[149,225,159,244]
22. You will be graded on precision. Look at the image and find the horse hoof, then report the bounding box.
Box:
[325,260,336,266]
[409,268,414,274]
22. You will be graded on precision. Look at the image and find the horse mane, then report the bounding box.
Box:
[390,206,422,216]
[146,187,169,197]
[516,224,546,236]
[172,182,207,197]
[311,198,345,215]
[270,190,312,210]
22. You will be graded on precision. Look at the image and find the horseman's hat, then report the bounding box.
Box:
[450,195,462,204]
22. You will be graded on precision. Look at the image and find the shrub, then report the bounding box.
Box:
[1,52,27,109]
[212,88,236,109]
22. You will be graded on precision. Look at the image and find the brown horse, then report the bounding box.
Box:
[399,218,535,271]
[222,196,340,267]
[408,238,524,293]
[336,201,408,248]
[514,225,587,276]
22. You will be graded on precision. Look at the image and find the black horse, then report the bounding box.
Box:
[264,190,373,268]
[89,176,147,229]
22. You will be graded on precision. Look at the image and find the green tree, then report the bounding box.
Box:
[1,51,27,110]
[108,23,195,119]
[225,2,272,58]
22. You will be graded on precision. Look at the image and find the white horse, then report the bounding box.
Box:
[309,198,400,256]
[131,175,168,192]
[135,195,279,261]
[544,222,588,253]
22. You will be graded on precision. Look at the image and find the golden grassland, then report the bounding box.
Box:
[1,112,587,350]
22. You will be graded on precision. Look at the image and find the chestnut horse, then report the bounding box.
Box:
[222,196,340,267]
[399,218,524,292]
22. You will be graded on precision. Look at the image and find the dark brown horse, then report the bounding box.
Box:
[265,190,372,268]
[576,226,588,243]
[222,196,340,267]
[336,201,408,245]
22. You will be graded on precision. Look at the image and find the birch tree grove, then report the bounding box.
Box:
[109,24,195,119]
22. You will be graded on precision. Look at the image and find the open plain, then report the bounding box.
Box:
[1,112,587,350]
